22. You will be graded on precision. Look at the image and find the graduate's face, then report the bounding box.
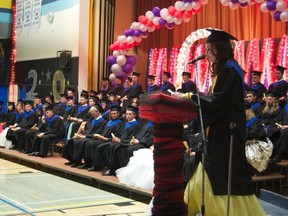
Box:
[275,70,283,80]
[60,97,67,104]
[67,99,74,106]
[205,43,217,63]
[90,109,100,118]
[251,75,260,84]
[80,97,87,105]
[110,111,120,120]
[89,99,96,106]
[125,110,136,121]
[246,93,256,103]
[182,75,189,83]
[162,75,169,83]
[147,78,155,86]
[45,110,54,118]
[25,105,32,112]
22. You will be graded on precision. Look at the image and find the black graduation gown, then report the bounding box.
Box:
[108,84,124,96]
[54,103,67,117]
[115,122,154,168]
[268,80,288,98]
[0,111,5,123]
[275,104,288,154]
[250,82,267,99]
[193,62,254,195]
[32,115,64,157]
[127,83,143,100]
[62,117,106,164]
[95,120,142,169]
[147,84,160,93]
[251,102,264,118]
[5,111,16,127]
[161,81,176,92]
[121,86,133,98]
[69,105,91,136]
[178,81,196,93]
[246,117,267,142]
[84,118,124,166]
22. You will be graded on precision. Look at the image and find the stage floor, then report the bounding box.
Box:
[0,158,149,216]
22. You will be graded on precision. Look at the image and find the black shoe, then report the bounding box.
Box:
[270,156,282,164]
[88,166,101,172]
[77,164,87,169]
[34,152,40,157]
[70,163,78,168]
[102,169,115,176]
[28,152,35,156]
[65,161,73,166]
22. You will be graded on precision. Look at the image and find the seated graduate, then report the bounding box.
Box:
[100,97,111,120]
[177,72,196,94]
[66,90,91,139]
[0,100,5,123]
[0,101,24,149]
[6,100,37,150]
[160,71,175,92]
[245,103,270,174]
[108,76,124,100]
[270,100,288,163]
[249,71,267,101]
[259,91,282,145]
[0,102,16,147]
[146,75,160,93]
[83,105,124,171]
[94,105,142,176]
[246,89,264,118]
[53,93,67,117]
[62,105,106,167]
[268,65,288,108]
[28,103,64,157]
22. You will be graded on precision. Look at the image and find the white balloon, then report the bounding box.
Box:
[145,11,154,19]
[280,11,288,22]
[229,2,239,10]
[276,1,287,12]
[140,24,147,32]
[260,3,269,13]
[117,35,127,43]
[111,64,122,73]
[246,0,255,5]
[184,3,192,11]
[134,36,142,43]
[238,0,247,3]
[221,0,230,6]
[167,15,174,23]
[130,22,138,29]
[148,26,156,32]
[255,0,265,3]
[192,1,201,10]
[160,8,169,19]
[126,36,134,44]
[113,50,120,58]
[174,18,183,25]
[109,73,116,82]
[116,55,127,66]
[175,1,185,11]
[183,16,191,22]
[153,17,160,25]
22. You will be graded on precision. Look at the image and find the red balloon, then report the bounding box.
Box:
[147,20,154,27]
[109,44,115,51]
[175,10,183,19]
[138,15,145,23]
[119,43,127,50]
[192,8,201,14]
[141,16,148,25]
[127,43,134,49]
[134,41,140,46]
[183,10,193,18]
[113,41,120,50]
[168,6,177,16]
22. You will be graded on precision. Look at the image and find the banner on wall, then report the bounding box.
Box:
[23,0,32,31]
[32,0,41,30]
[16,0,24,34]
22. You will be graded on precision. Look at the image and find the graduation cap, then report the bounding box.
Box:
[109,91,116,97]
[132,72,140,77]
[206,29,238,43]
[126,105,138,113]
[101,96,109,104]
[94,104,103,113]
[24,100,34,106]
[45,93,54,100]
[110,105,122,112]
[275,65,286,74]
[90,90,97,95]
[0,100,3,105]
[252,71,263,77]
[17,99,24,104]
[7,101,15,106]
[246,89,258,96]
[163,72,171,78]
[182,72,191,77]
[147,75,156,80]
[80,90,89,99]
[67,87,76,93]
[89,95,98,101]
[266,91,281,99]
[44,102,53,111]
[126,77,132,82]
[34,95,42,100]
[60,93,67,98]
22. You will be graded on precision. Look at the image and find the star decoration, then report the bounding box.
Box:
[46,69,51,82]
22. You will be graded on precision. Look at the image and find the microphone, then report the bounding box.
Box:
[188,54,206,64]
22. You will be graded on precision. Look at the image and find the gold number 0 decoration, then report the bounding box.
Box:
[52,70,66,103]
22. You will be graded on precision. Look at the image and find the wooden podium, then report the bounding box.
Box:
[140,91,197,216]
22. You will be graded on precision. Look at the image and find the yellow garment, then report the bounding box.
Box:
[184,163,266,216]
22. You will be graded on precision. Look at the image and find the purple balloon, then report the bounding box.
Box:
[266,1,277,11]
[134,29,142,37]
[166,22,175,29]
[124,29,130,37]
[274,11,281,21]
[184,0,192,3]
[122,63,133,73]
[106,55,116,65]
[239,2,248,7]
[142,30,149,36]
[126,55,137,65]
[152,7,161,17]
[158,18,167,26]
[230,0,238,3]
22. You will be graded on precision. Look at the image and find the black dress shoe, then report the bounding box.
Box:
[102,169,115,176]
[88,166,101,172]
[65,161,73,166]
[34,152,40,156]
[70,163,78,168]
[77,164,87,169]
[28,152,35,156]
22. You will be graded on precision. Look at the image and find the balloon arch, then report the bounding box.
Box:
[106,0,288,83]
